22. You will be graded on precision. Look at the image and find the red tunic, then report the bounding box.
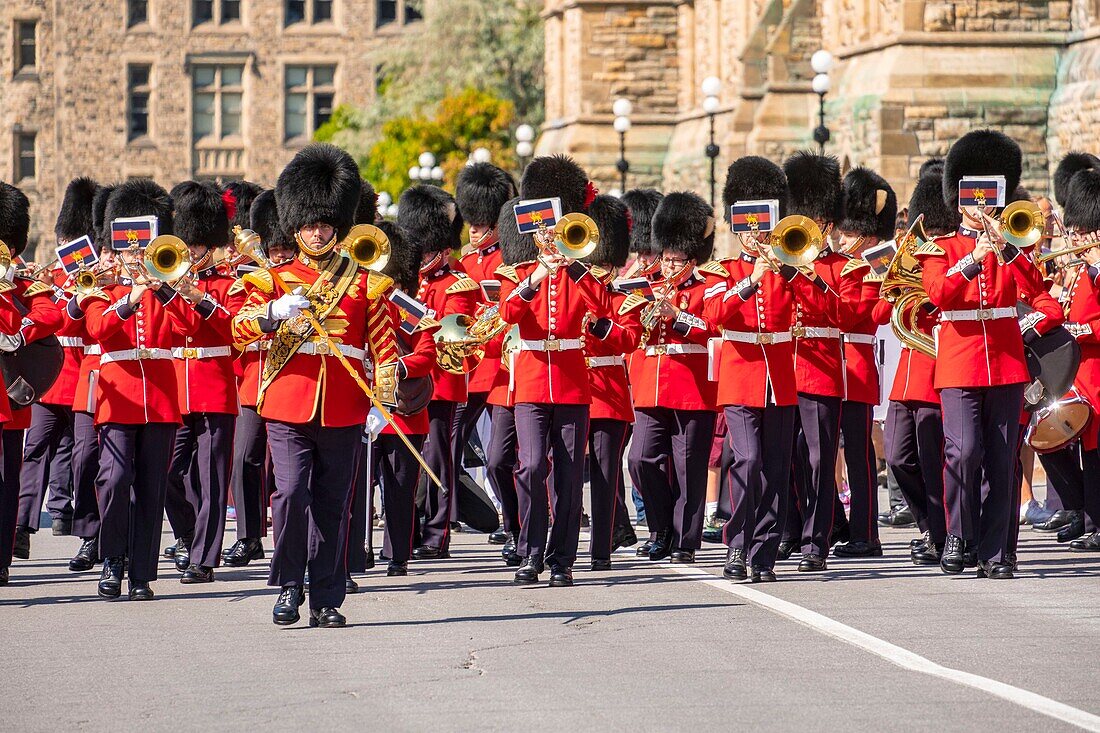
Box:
[872,299,941,405]
[4,278,65,429]
[172,267,238,415]
[40,281,85,408]
[63,300,102,415]
[584,267,644,422]
[415,262,480,403]
[843,273,883,405]
[458,243,504,394]
[384,301,438,436]
[1064,264,1100,449]
[794,250,867,398]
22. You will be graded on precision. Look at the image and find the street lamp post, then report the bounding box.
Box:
[515,124,534,174]
[811,50,834,155]
[701,76,721,209]
[409,151,442,186]
[613,98,632,193]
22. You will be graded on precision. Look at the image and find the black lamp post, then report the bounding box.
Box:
[701,76,721,208]
[613,98,632,193]
[810,50,834,155]
[515,124,534,175]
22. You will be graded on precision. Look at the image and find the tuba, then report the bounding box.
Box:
[144,235,192,282]
[880,215,937,359]
[339,224,391,272]
[770,216,824,268]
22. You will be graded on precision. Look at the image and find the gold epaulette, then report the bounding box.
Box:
[242,269,275,294]
[365,272,394,300]
[226,278,247,297]
[619,293,648,315]
[416,315,442,332]
[21,280,53,298]
[589,265,611,281]
[863,271,885,284]
[495,264,521,283]
[913,241,945,257]
[77,289,110,304]
[699,260,730,278]
[445,275,480,295]
[841,258,870,277]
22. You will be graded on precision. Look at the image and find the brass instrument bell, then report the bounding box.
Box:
[144,235,192,282]
[999,200,1045,249]
[434,314,485,375]
[770,216,824,268]
[339,224,391,273]
[553,213,600,260]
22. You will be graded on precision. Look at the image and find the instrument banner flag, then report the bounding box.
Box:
[389,289,430,334]
[613,277,656,301]
[513,198,562,234]
[110,216,158,251]
[730,199,778,233]
[959,176,1006,208]
[57,235,99,274]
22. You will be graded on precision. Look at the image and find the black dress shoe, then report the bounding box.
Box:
[502,532,521,566]
[1070,531,1100,552]
[386,561,408,577]
[69,537,99,572]
[1032,510,1073,533]
[751,567,777,582]
[98,557,124,598]
[1056,512,1086,543]
[12,527,30,560]
[513,554,544,585]
[648,531,672,561]
[52,517,73,536]
[912,541,944,566]
[910,532,930,551]
[940,535,965,574]
[309,607,346,628]
[776,539,799,561]
[963,544,978,568]
[797,554,827,572]
[669,548,695,563]
[877,505,916,527]
[412,544,449,560]
[590,558,612,571]
[128,582,154,600]
[363,549,375,570]
[180,564,214,584]
[635,539,653,557]
[829,523,850,547]
[833,540,883,558]
[723,548,747,580]
[163,538,185,559]
[611,523,639,551]
[548,565,574,587]
[272,585,305,625]
[488,528,509,545]
[976,560,1013,579]
[345,573,359,594]
[0,567,8,586]
[174,543,192,572]
[580,512,590,529]
[223,538,265,567]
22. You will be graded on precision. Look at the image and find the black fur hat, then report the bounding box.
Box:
[907,168,961,236]
[355,180,378,225]
[942,129,1022,210]
[784,151,843,225]
[621,188,663,256]
[1063,169,1100,233]
[1053,152,1100,208]
[919,157,944,179]
[397,185,463,254]
[520,154,590,215]
[275,143,361,240]
[456,163,517,227]
[221,181,264,231]
[249,190,294,254]
[840,167,897,241]
[104,178,173,236]
[55,177,99,243]
[497,196,538,265]
[379,220,419,293]
[92,184,115,250]
[0,183,30,256]
[170,181,229,247]
[652,191,715,263]
[722,156,788,222]
[583,194,630,269]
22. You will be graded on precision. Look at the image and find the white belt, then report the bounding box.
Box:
[297,341,367,361]
[796,326,841,339]
[644,343,709,357]
[172,346,232,360]
[83,345,101,356]
[245,341,272,353]
[57,336,85,348]
[722,329,792,346]
[519,338,583,352]
[940,307,1015,323]
[843,333,877,345]
[586,355,625,368]
[99,348,173,364]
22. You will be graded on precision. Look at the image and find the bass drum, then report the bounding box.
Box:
[1023,323,1080,411]
[1025,388,1093,454]
[0,335,64,407]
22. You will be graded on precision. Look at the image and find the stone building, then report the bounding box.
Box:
[1,0,424,258]
[541,0,1100,218]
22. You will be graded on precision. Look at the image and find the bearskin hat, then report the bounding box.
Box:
[221,181,264,231]
[840,167,897,241]
[1063,168,1100,234]
[170,181,229,247]
[784,151,843,225]
[722,156,788,222]
[919,157,944,179]
[1053,152,1100,208]
[275,143,361,240]
[907,168,961,236]
[379,220,419,293]
[520,154,590,215]
[621,188,664,256]
[104,178,173,237]
[583,194,630,269]
[456,163,517,228]
[249,190,294,254]
[355,180,378,225]
[0,183,30,256]
[497,196,538,265]
[942,129,1022,210]
[652,191,715,263]
[397,185,464,254]
[54,177,99,243]
[92,184,115,250]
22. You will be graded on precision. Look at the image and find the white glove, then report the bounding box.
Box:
[365,407,386,439]
[269,287,310,321]
[0,333,21,353]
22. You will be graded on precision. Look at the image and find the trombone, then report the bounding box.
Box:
[976,200,1046,265]
[532,213,600,272]
[769,216,825,268]
[1035,212,1100,266]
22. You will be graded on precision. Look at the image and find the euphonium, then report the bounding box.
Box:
[339,223,391,272]
[143,235,192,282]
[879,215,936,357]
[433,314,485,375]
[466,304,510,343]
[770,216,824,268]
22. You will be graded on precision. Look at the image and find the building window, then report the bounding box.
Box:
[16,21,36,72]
[287,0,333,25]
[376,0,396,26]
[127,0,148,27]
[406,1,421,23]
[376,1,420,28]
[194,0,241,26]
[193,65,244,141]
[284,65,335,141]
[194,0,214,24]
[16,132,36,182]
[128,64,152,141]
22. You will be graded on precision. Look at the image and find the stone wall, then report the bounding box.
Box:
[923,1,1072,32]
[1047,1,1100,172]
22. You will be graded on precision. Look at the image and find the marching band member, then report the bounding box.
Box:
[232,143,400,627]
[581,194,644,570]
[498,155,613,586]
[219,181,264,275]
[627,191,718,564]
[832,167,897,558]
[916,130,1062,579]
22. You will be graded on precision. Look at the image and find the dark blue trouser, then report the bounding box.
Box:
[17,403,75,530]
[167,412,235,568]
[70,411,100,539]
[885,400,946,544]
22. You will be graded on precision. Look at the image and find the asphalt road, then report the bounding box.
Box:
[2,522,1099,732]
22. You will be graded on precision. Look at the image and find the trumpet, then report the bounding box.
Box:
[0,241,13,294]
[769,216,825,268]
[339,223,391,272]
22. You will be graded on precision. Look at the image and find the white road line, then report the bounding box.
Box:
[668,563,1100,732]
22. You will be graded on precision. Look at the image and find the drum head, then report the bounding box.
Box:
[1027,401,1092,453]
[1024,326,1081,410]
